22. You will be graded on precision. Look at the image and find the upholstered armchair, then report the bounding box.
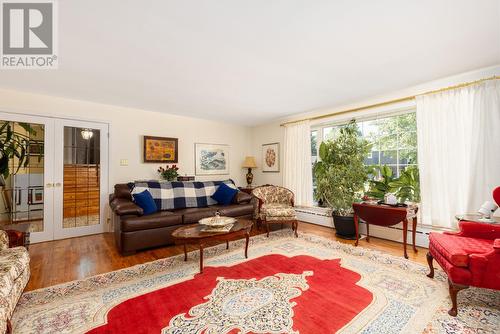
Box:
[0,230,30,333]
[426,187,500,317]
[251,185,298,237]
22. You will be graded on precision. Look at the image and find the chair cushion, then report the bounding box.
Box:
[263,204,296,217]
[429,243,472,285]
[121,211,182,232]
[429,232,494,267]
[0,247,29,297]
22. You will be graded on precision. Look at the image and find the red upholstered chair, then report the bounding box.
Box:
[426,187,500,316]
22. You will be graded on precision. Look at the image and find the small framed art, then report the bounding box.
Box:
[262,142,279,172]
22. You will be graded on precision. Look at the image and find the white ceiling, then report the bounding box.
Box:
[1,0,499,125]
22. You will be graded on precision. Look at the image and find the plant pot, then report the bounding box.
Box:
[332,214,358,240]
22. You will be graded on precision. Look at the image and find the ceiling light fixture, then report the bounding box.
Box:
[81,128,94,140]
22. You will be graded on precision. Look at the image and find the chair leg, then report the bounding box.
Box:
[6,318,12,334]
[294,221,298,237]
[426,252,434,278]
[448,279,468,317]
[266,221,270,237]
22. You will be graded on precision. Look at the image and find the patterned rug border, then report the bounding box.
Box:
[19,230,446,308]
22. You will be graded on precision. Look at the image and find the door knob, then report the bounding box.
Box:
[46,183,53,188]
[55,182,62,187]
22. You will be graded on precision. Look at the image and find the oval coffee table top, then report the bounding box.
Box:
[172,219,253,240]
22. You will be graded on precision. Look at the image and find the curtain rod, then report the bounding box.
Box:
[280,75,500,127]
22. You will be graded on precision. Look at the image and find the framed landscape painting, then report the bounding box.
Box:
[143,136,178,163]
[262,142,280,172]
[195,143,229,175]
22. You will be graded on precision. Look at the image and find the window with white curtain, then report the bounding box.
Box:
[311,109,418,203]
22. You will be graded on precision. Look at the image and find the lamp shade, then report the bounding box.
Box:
[493,186,500,207]
[242,156,257,168]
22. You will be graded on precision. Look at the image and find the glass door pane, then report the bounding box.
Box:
[0,115,55,243]
[0,121,45,232]
[63,126,101,229]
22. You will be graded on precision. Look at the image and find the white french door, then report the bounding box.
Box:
[0,112,108,243]
[53,119,108,240]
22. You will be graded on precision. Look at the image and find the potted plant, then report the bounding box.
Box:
[366,165,420,203]
[364,165,397,200]
[158,165,179,181]
[0,122,36,179]
[313,120,370,239]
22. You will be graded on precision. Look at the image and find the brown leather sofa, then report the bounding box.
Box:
[109,183,255,255]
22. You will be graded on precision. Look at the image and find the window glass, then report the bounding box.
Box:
[311,111,418,205]
[311,130,318,157]
[322,127,338,141]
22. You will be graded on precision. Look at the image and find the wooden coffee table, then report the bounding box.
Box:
[172,219,253,273]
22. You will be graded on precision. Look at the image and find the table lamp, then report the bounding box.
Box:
[478,201,498,222]
[242,156,257,187]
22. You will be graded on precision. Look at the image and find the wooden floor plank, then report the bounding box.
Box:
[25,222,428,291]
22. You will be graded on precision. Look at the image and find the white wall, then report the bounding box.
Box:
[250,65,500,187]
[0,88,252,190]
[250,121,284,186]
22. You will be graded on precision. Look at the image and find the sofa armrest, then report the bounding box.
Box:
[232,191,253,204]
[110,198,143,216]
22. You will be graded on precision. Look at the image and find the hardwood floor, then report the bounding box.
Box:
[26,222,428,291]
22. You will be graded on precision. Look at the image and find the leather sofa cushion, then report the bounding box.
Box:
[121,211,182,232]
[0,247,29,297]
[218,203,254,217]
[429,232,494,267]
[172,207,220,224]
[172,203,254,224]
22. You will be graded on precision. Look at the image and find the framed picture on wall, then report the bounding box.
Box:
[262,142,280,172]
[143,136,178,163]
[195,143,230,175]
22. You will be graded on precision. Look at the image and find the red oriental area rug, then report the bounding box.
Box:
[12,231,500,333]
[89,255,372,333]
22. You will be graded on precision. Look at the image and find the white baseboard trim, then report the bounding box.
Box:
[296,208,430,248]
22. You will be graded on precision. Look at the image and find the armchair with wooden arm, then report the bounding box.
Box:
[251,185,298,237]
[427,208,500,316]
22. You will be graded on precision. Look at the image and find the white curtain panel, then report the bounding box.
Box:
[416,80,500,228]
[283,120,314,207]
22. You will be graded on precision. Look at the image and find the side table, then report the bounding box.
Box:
[353,202,418,259]
[1,222,31,249]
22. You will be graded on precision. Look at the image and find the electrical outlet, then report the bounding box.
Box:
[120,159,128,166]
